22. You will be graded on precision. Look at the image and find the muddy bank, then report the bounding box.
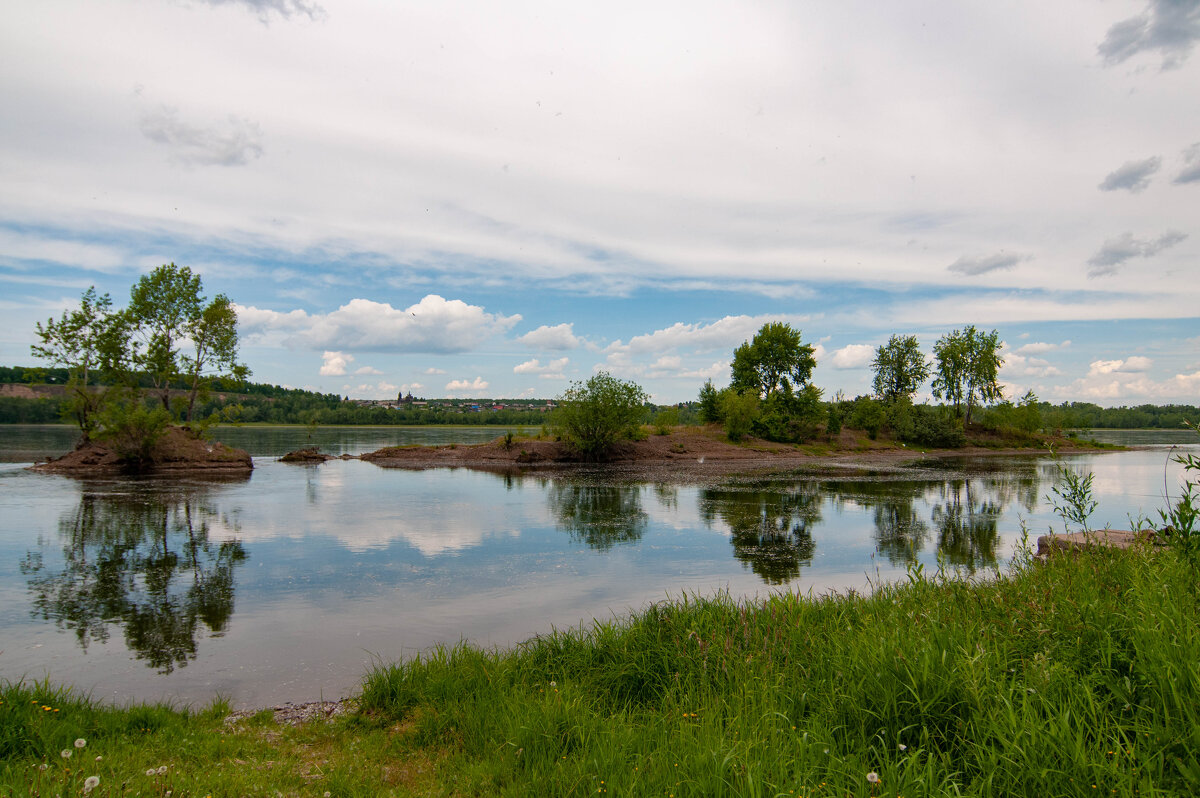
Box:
[31,425,253,474]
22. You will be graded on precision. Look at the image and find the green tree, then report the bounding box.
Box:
[30,287,126,439]
[550,372,650,460]
[181,294,250,423]
[931,326,1004,426]
[730,322,816,399]
[698,379,722,423]
[127,263,204,413]
[872,334,930,403]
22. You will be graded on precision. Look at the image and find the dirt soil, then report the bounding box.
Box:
[348,427,1105,483]
[31,426,253,474]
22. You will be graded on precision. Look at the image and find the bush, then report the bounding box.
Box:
[825,402,842,437]
[550,372,649,460]
[849,397,887,440]
[751,386,823,443]
[698,380,723,424]
[900,404,966,448]
[721,391,758,442]
[652,406,680,435]
[94,398,172,468]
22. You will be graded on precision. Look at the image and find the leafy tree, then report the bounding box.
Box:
[698,379,722,423]
[721,389,759,442]
[181,294,250,423]
[550,372,649,459]
[931,326,1004,426]
[127,263,204,412]
[30,287,126,439]
[731,322,816,399]
[872,334,930,403]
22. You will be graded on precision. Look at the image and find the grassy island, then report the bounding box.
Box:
[4,534,1198,796]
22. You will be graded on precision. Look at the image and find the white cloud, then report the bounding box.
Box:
[445,376,490,396]
[319,350,352,376]
[1088,356,1153,376]
[354,365,382,375]
[1003,353,1062,378]
[947,251,1030,276]
[513,357,569,379]
[519,323,580,350]
[237,295,521,353]
[829,344,875,369]
[138,104,265,167]
[423,367,447,375]
[1016,340,1071,355]
[195,0,326,22]
[346,380,398,398]
[607,314,812,359]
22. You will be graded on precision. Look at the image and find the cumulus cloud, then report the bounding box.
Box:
[1016,340,1071,355]
[354,366,383,376]
[1088,356,1153,376]
[1087,230,1187,276]
[1003,353,1063,378]
[138,105,264,167]
[1098,0,1200,69]
[1098,157,1161,193]
[423,367,447,375]
[607,315,809,359]
[237,295,521,353]
[445,376,490,396]
[193,0,325,21]
[319,350,352,376]
[518,323,581,351]
[947,251,1031,276]
[346,380,398,398]
[829,344,875,369]
[513,357,569,379]
[1175,142,1200,184]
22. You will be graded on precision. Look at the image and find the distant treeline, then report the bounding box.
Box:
[0,366,1194,429]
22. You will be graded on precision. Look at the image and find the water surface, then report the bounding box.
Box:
[0,425,1194,708]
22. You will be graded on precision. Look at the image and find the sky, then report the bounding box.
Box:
[1,0,1198,405]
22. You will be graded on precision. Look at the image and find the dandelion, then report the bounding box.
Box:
[75,738,87,749]
[95,756,103,761]
[898,743,907,751]
[84,775,100,793]
[147,768,157,777]
[38,764,48,771]
[866,772,880,784]
[61,749,72,759]
[158,765,169,775]
[550,681,557,687]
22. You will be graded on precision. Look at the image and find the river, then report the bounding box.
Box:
[0,424,1194,708]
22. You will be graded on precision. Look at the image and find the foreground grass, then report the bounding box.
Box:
[5,542,1198,797]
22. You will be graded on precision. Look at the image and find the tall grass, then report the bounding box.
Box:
[360,542,1199,796]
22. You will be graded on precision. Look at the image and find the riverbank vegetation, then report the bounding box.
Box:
[4,533,1197,795]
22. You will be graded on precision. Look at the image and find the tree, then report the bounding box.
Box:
[127,263,204,412]
[30,287,126,439]
[181,294,250,423]
[931,326,1004,426]
[872,334,930,403]
[730,322,816,399]
[550,372,650,459]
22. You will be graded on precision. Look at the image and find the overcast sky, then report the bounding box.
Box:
[2,0,1198,405]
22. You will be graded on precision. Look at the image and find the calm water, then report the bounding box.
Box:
[0,425,1195,709]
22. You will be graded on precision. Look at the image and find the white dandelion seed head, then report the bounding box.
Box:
[95,755,103,761]
[74,738,87,748]
[38,763,49,771]
[61,749,72,759]
[550,681,556,687]
[867,771,880,784]
[899,743,907,751]
[158,765,169,775]
[84,775,100,792]
[146,768,157,777]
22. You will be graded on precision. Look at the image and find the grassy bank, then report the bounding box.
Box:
[4,540,1198,796]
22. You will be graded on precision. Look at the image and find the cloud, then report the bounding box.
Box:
[1087,230,1187,276]
[445,376,490,396]
[237,295,521,353]
[607,314,810,359]
[1098,157,1161,193]
[319,350,352,376]
[345,380,398,398]
[138,105,264,167]
[947,251,1031,276]
[513,357,569,379]
[1175,142,1200,184]
[829,344,875,369]
[354,366,383,376]
[1098,0,1200,69]
[423,367,447,375]
[193,0,325,22]
[1016,340,1071,355]
[518,323,580,350]
[1003,353,1063,378]
[1088,356,1153,376]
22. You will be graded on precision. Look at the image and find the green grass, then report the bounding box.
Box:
[5,541,1198,796]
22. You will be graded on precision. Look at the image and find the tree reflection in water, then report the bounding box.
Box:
[547,479,648,550]
[20,475,249,673]
[700,482,821,585]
